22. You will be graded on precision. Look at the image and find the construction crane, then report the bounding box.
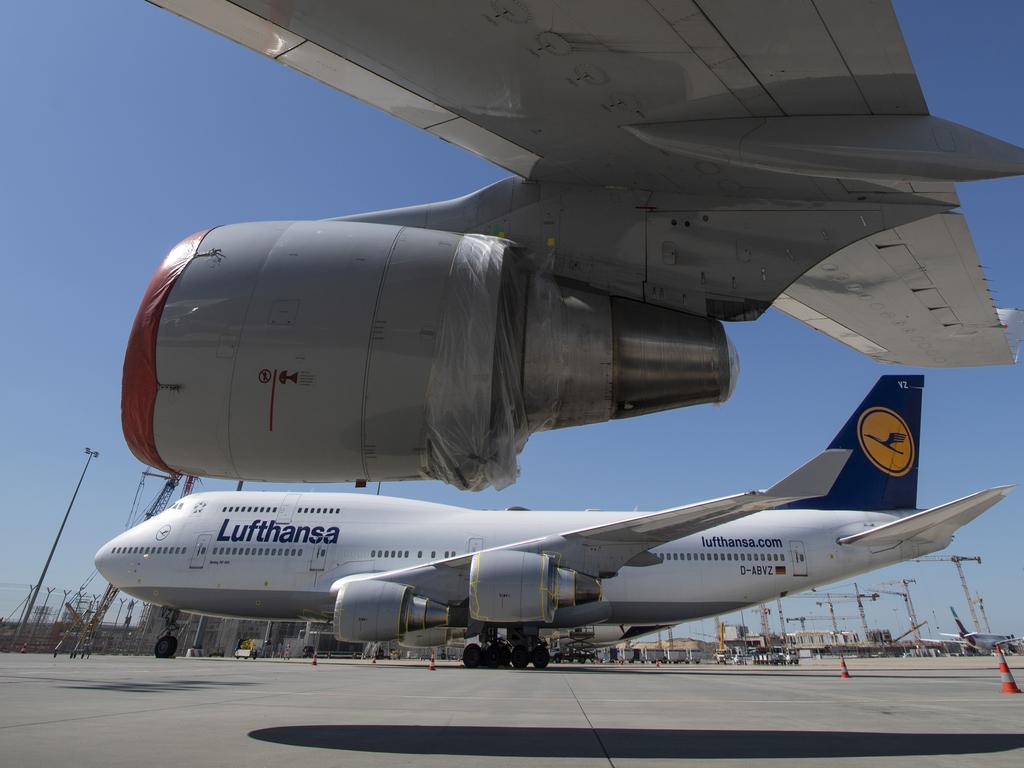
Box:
[143,471,181,520]
[775,599,789,649]
[796,587,879,639]
[976,593,993,633]
[786,616,808,632]
[914,555,984,633]
[875,579,924,645]
[759,604,773,643]
[786,615,856,631]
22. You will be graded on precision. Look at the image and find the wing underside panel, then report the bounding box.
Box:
[775,213,1016,367]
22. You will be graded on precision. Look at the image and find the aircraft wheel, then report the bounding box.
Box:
[510,644,530,669]
[531,645,550,669]
[483,644,501,668]
[497,643,512,667]
[154,635,178,659]
[462,643,482,669]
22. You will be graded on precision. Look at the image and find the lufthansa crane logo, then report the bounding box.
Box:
[156,524,172,541]
[857,407,915,477]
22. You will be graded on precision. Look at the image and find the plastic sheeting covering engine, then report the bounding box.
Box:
[423,236,557,491]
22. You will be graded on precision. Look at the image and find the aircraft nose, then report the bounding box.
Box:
[94,539,118,584]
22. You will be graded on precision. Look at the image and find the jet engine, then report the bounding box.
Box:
[123,221,737,490]
[332,579,449,643]
[469,550,601,624]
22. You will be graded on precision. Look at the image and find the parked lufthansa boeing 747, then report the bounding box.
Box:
[96,376,1012,665]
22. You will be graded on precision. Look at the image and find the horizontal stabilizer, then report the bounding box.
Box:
[837,485,1015,547]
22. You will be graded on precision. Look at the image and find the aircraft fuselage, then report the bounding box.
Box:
[96,491,939,627]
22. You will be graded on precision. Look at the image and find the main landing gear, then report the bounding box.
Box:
[462,627,549,669]
[154,608,182,658]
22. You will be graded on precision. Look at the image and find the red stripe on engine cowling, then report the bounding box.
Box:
[121,229,213,471]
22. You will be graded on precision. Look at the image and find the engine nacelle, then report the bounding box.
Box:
[333,579,448,643]
[124,221,737,490]
[469,550,601,624]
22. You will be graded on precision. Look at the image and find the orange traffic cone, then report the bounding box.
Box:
[839,658,851,679]
[311,653,317,666]
[429,654,436,671]
[996,645,1022,694]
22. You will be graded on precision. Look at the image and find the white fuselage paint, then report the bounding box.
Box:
[95,491,941,627]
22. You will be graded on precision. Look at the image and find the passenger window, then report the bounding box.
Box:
[417,550,422,558]
[298,549,303,556]
[371,550,376,557]
[244,548,250,555]
[431,551,436,558]
[404,551,409,558]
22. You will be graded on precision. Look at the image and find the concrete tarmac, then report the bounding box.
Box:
[1,654,1022,767]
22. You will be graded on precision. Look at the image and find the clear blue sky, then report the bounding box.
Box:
[1,1,1021,640]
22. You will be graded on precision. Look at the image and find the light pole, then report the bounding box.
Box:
[12,448,99,648]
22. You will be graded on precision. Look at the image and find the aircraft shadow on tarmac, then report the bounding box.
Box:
[249,725,1024,759]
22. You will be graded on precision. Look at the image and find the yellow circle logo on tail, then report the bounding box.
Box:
[857,407,915,477]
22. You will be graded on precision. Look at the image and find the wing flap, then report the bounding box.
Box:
[837,485,1015,547]
[776,213,1016,366]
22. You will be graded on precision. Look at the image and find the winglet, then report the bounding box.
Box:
[766,449,852,500]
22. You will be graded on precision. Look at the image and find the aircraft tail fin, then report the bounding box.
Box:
[781,375,923,510]
[951,606,970,637]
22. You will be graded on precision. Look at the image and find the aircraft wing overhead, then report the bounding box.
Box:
[776,213,1020,367]
[149,1,1023,367]
[150,0,934,186]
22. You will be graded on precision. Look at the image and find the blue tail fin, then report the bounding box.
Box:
[782,375,923,511]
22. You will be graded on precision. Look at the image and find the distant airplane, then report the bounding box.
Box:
[96,376,1013,665]
[935,607,1020,653]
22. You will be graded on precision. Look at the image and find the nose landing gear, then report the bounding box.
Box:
[154,635,178,658]
[153,608,182,658]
